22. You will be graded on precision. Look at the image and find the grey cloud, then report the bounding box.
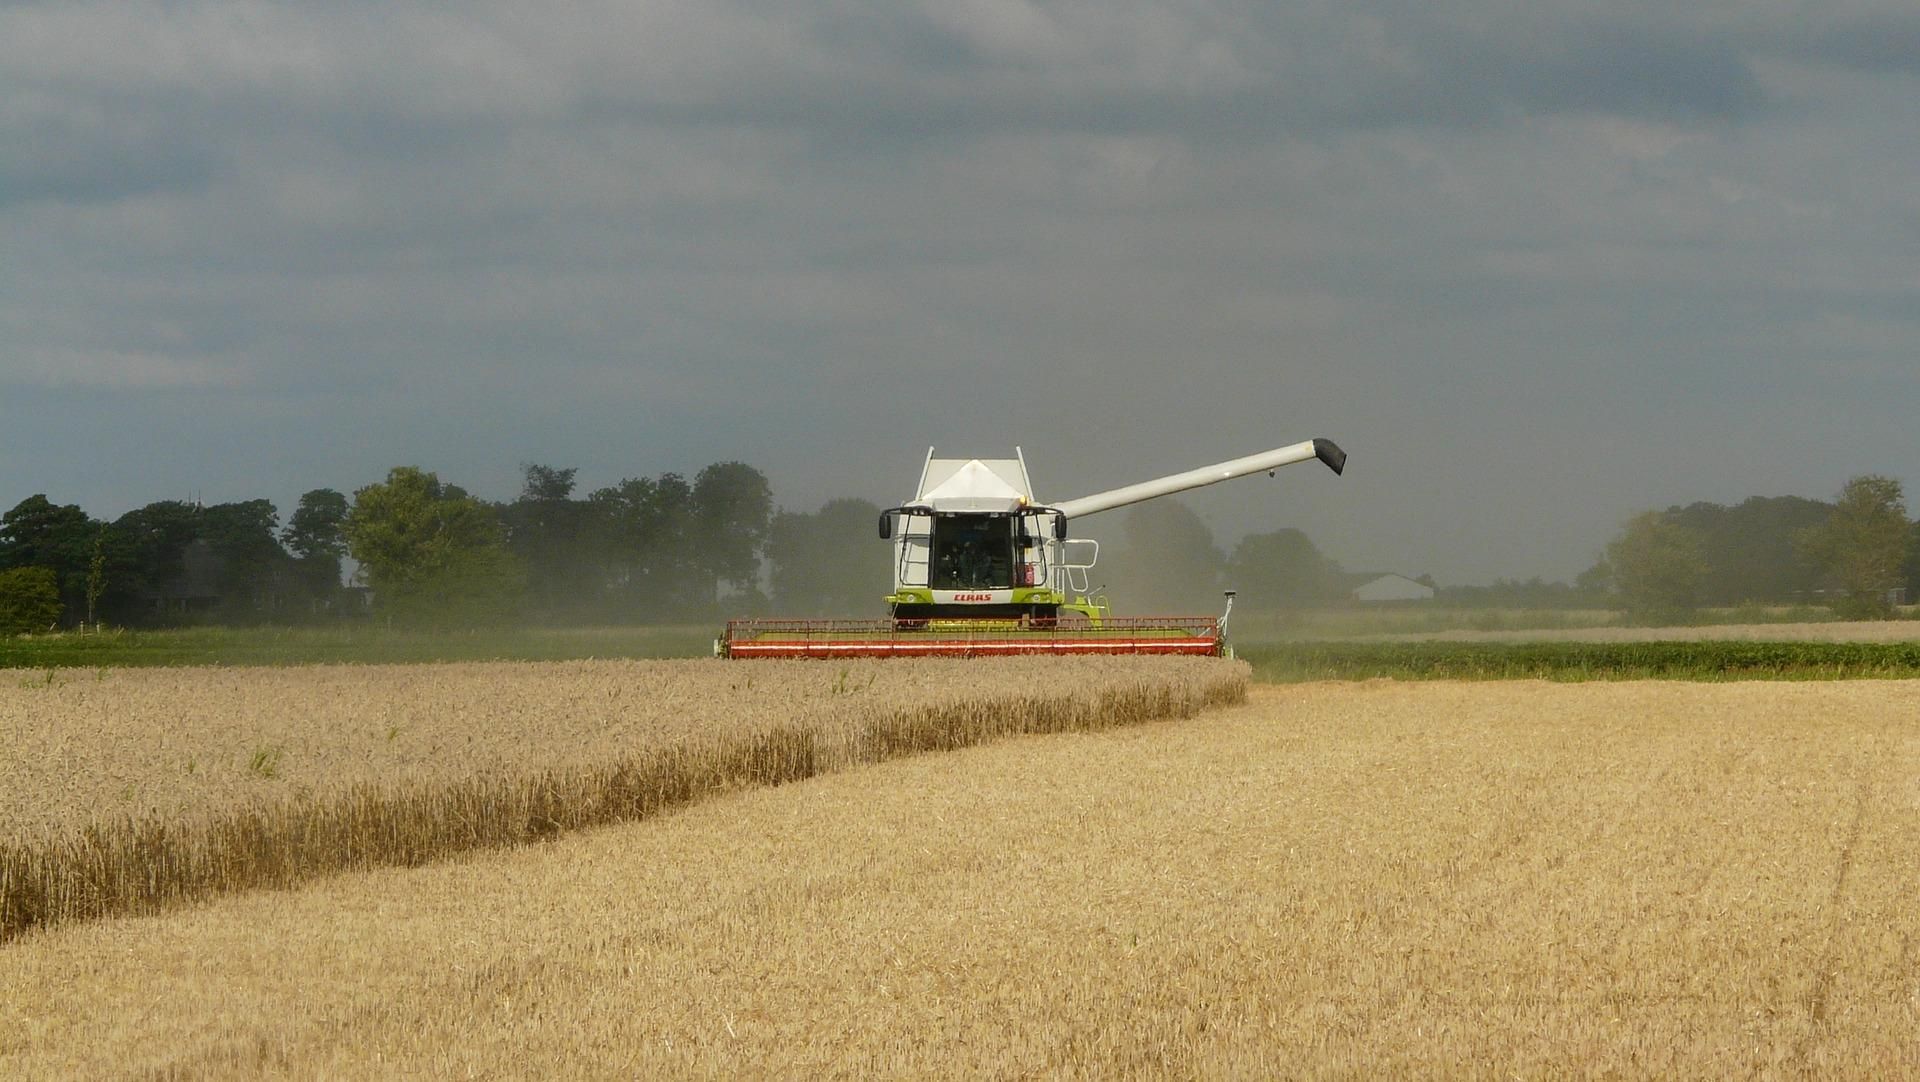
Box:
[610,9,1778,143]
[0,101,217,207]
[1784,15,1920,76]
[1447,24,1768,124]
[0,2,1791,212]
[4,1,1918,584]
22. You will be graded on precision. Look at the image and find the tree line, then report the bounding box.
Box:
[1082,501,1354,614]
[4,465,1917,633]
[1591,475,1920,621]
[0,458,1376,631]
[0,462,869,631]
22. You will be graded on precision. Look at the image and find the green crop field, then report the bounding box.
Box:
[10,620,1920,683]
[1239,639,1920,682]
[0,625,716,670]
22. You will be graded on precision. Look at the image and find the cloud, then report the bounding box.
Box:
[0,2,1790,163]
[2,0,1917,583]
[6,348,252,391]
[1780,14,1920,77]
[0,92,217,207]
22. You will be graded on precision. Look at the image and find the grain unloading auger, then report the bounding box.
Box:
[721,438,1346,658]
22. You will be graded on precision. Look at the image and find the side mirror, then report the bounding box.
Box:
[1053,514,1068,541]
[878,513,893,540]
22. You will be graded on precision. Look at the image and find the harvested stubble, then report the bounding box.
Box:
[0,657,1246,941]
[4,680,1917,1078]
[1339,618,1920,644]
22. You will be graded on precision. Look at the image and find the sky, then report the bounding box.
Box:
[2,0,1916,586]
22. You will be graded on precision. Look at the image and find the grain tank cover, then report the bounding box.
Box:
[913,455,1034,513]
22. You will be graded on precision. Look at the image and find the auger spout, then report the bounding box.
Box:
[1050,438,1345,521]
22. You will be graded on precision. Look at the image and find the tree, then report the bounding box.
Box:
[1223,528,1341,610]
[0,495,100,623]
[1604,512,1708,623]
[520,464,577,502]
[345,467,524,625]
[0,567,62,634]
[284,489,350,612]
[502,464,598,622]
[1574,559,1613,597]
[1096,499,1225,614]
[1664,496,1832,605]
[85,534,107,627]
[587,473,701,619]
[101,501,203,623]
[691,462,773,606]
[766,498,887,615]
[1796,475,1910,618]
[1905,521,1920,604]
[285,489,350,562]
[284,488,349,585]
[200,499,290,619]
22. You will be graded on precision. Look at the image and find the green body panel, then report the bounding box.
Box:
[1060,601,1106,625]
[886,587,1067,607]
[884,586,1110,627]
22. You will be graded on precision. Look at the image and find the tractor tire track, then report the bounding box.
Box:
[1797,772,1873,1066]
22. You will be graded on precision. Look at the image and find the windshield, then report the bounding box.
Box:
[930,515,1013,589]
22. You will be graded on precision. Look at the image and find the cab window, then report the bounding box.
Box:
[930,515,1012,589]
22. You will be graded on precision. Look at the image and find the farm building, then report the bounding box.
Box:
[1351,573,1435,603]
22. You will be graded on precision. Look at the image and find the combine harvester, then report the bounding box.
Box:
[721,438,1346,659]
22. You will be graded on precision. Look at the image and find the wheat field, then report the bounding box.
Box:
[5,679,1917,1078]
[4,658,1242,833]
[1,657,1244,940]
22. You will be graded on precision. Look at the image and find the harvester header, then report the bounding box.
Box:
[721,437,1346,659]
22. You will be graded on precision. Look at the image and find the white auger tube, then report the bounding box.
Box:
[1050,438,1345,521]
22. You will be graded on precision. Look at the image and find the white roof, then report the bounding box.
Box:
[913,455,1033,513]
[1352,574,1435,601]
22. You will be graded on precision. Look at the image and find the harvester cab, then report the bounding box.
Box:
[876,449,1097,623]
[720,437,1345,658]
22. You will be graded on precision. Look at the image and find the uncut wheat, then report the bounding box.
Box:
[1,656,1245,939]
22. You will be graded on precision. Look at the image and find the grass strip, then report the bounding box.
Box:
[0,626,715,669]
[1,666,1245,943]
[1242,639,1920,682]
